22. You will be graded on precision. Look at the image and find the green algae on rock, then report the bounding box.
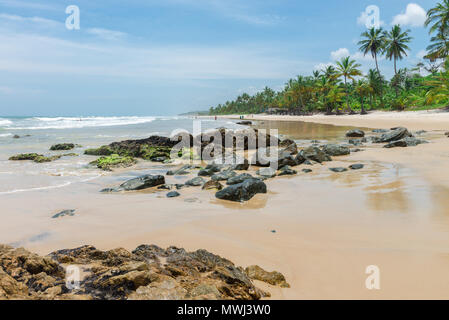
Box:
[90,154,137,171]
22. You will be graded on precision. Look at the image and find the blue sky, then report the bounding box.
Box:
[0,0,440,116]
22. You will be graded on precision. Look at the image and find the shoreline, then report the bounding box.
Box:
[205,110,449,131]
[2,115,449,299]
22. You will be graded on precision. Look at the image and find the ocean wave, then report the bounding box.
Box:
[10,116,156,130]
[0,133,12,137]
[0,119,12,127]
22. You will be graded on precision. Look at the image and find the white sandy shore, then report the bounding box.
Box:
[211,110,449,131]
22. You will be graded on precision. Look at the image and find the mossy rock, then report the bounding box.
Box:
[34,155,62,163]
[84,146,114,156]
[9,153,42,161]
[50,143,75,151]
[90,154,137,171]
[139,145,172,161]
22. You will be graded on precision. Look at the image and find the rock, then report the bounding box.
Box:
[445,132,449,137]
[185,177,205,187]
[245,265,290,288]
[157,184,172,190]
[348,138,366,146]
[374,127,412,143]
[12,135,20,139]
[202,180,223,190]
[302,169,312,173]
[90,154,136,171]
[349,164,364,170]
[198,168,215,177]
[85,146,114,156]
[282,142,298,155]
[211,170,237,181]
[415,130,427,135]
[101,175,165,192]
[231,158,250,171]
[279,139,295,148]
[166,191,180,198]
[372,129,388,133]
[346,129,365,138]
[0,243,276,300]
[215,179,267,202]
[236,121,252,125]
[278,165,297,176]
[52,210,76,219]
[175,184,186,190]
[383,137,428,148]
[297,146,330,164]
[329,167,348,173]
[256,167,276,179]
[226,173,254,185]
[167,165,192,176]
[321,144,350,156]
[50,143,75,151]
[9,153,42,161]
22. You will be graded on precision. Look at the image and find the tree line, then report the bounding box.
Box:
[209,1,449,115]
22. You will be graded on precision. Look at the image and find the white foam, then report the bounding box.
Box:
[0,119,12,127]
[0,133,12,137]
[10,116,157,130]
[0,175,100,195]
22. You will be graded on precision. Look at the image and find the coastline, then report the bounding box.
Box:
[2,114,449,299]
[209,109,449,131]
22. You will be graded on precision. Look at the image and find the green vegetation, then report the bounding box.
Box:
[9,153,78,163]
[209,2,449,115]
[90,154,137,171]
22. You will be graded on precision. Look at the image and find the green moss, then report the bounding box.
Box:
[139,145,172,161]
[90,154,137,171]
[9,153,42,161]
[84,146,114,156]
[34,155,62,163]
[50,143,75,151]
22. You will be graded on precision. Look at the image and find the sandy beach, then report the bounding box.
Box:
[1,112,449,299]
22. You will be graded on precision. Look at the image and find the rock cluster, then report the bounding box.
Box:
[0,244,288,300]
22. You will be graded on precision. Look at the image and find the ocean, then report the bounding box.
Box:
[0,116,244,194]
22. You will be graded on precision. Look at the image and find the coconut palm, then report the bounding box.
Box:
[425,0,449,35]
[358,27,385,75]
[335,56,362,114]
[326,85,345,114]
[426,30,449,60]
[355,80,373,115]
[384,25,413,76]
[366,69,383,108]
[425,58,449,106]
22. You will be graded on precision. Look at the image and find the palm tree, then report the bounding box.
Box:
[335,56,362,114]
[425,58,449,106]
[358,27,385,75]
[366,69,383,108]
[384,25,413,76]
[326,85,345,114]
[425,0,449,35]
[426,30,449,60]
[355,80,373,115]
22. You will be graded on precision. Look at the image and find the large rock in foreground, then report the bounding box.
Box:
[215,178,267,202]
[101,174,165,192]
[0,244,284,300]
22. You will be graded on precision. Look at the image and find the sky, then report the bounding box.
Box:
[0,0,440,116]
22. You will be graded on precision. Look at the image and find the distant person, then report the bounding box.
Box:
[214,116,217,120]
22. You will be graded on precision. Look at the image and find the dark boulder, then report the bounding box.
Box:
[346,129,365,138]
[297,146,330,163]
[321,144,350,156]
[50,143,75,151]
[278,166,297,176]
[329,167,348,173]
[211,170,237,181]
[202,180,223,190]
[227,173,254,185]
[215,178,267,202]
[101,174,165,192]
[167,191,180,198]
[185,177,205,187]
[256,167,276,178]
[349,164,364,170]
[374,127,412,143]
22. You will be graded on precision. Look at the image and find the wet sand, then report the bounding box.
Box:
[2,116,449,299]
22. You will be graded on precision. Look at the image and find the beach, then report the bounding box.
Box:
[1,112,449,299]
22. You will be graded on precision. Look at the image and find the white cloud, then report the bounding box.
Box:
[314,62,335,71]
[331,48,350,61]
[0,13,61,27]
[357,8,385,28]
[391,3,426,27]
[87,28,127,40]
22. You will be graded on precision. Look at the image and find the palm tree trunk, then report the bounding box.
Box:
[345,77,353,114]
[375,53,384,107]
[361,97,367,115]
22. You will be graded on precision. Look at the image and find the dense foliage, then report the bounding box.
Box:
[209,2,449,115]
